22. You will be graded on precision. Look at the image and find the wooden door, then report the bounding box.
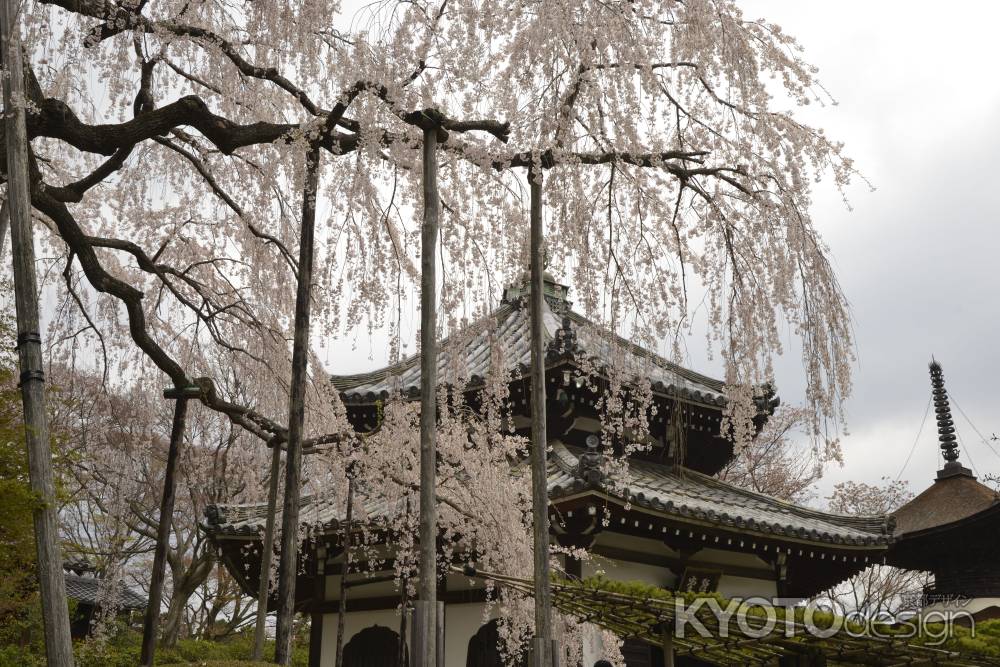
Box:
[344,625,406,667]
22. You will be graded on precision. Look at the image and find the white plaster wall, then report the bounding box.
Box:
[444,602,494,666]
[694,548,771,570]
[315,541,783,664]
[592,532,676,556]
[717,574,777,600]
[579,622,610,667]
[583,556,677,589]
[323,574,401,600]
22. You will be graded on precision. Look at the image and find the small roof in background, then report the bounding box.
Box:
[892,474,1000,537]
[64,572,147,611]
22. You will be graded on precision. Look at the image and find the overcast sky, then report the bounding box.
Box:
[737,1,1000,496]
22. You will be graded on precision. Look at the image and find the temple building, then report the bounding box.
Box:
[62,559,147,639]
[886,361,1000,622]
[204,276,897,667]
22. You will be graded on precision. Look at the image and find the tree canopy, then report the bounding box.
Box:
[12,0,869,661]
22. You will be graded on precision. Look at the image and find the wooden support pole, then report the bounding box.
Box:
[398,496,412,667]
[1,4,74,664]
[252,438,283,661]
[141,389,196,666]
[416,125,440,667]
[0,199,9,259]
[661,622,675,667]
[528,164,553,667]
[334,473,355,667]
[307,551,326,667]
[275,143,322,665]
[436,600,444,667]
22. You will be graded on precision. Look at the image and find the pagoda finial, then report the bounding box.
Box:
[928,359,973,480]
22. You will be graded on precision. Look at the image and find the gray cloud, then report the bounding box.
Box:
[740,0,1000,496]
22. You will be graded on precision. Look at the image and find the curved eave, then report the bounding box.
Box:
[548,486,891,550]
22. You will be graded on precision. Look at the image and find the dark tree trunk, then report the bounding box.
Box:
[141,396,189,665]
[1,5,74,664]
[334,475,354,667]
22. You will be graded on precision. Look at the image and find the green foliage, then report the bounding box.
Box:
[0,628,311,667]
[152,633,310,667]
[906,619,1000,658]
[0,294,45,654]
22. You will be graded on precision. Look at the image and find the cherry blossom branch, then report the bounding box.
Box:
[40,0,324,115]
[33,184,291,444]
[150,135,300,278]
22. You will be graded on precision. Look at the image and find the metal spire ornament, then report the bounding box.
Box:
[929,359,973,480]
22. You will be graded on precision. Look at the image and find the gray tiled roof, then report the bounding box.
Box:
[547,443,892,548]
[64,573,147,610]
[204,491,407,538]
[331,288,727,407]
[204,443,890,548]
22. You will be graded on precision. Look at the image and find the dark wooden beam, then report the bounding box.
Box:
[305,588,490,615]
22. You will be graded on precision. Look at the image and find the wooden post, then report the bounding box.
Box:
[398,496,411,667]
[436,600,445,667]
[398,589,409,667]
[0,199,9,259]
[334,473,355,667]
[275,143,322,665]
[528,164,553,667]
[416,124,440,667]
[1,4,74,664]
[251,439,283,661]
[307,548,327,667]
[141,387,198,666]
[661,622,675,667]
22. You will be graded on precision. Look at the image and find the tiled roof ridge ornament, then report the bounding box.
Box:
[500,269,571,314]
[63,557,95,576]
[551,315,578,358]
[577,434,605,485]
[929,358,974,480]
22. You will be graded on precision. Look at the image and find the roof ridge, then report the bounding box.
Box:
[563,310,725,391]
[330,303,517,391]
[330,299,730,401]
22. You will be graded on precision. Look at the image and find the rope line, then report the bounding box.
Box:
[951,392,1000,463]
[895,395,931,482]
